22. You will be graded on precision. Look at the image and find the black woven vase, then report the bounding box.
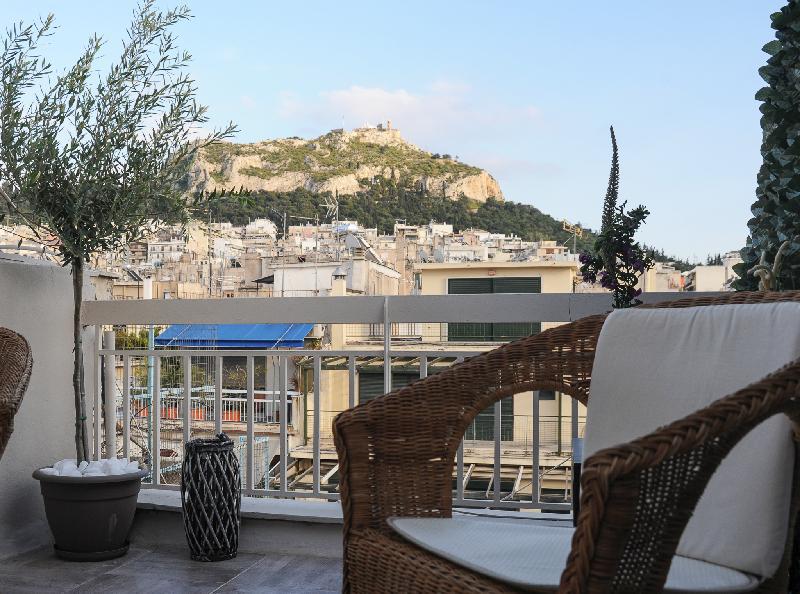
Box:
[181,433,241,561]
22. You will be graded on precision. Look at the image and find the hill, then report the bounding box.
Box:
[187,127,694,271]
[182,125,504,203]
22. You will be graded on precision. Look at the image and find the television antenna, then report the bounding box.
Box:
[562,219,583,255]
[321,190,341,260]
[321,191,339,223]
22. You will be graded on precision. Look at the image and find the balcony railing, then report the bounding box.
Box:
[85,291,715,513]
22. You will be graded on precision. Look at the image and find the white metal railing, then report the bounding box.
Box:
[87,291,719,512]
[129,392,295,425]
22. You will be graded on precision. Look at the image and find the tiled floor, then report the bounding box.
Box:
[0,545,342,593]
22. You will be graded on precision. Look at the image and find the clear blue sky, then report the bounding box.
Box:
[2,1,785,261]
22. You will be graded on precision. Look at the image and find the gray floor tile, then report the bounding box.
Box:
[74,572,230,594]
[104,546,262,576]
[0,546,150,593]
[215,555,342,593]
[0,546,341,594]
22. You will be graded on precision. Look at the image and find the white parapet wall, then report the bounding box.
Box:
[0,254,97,558]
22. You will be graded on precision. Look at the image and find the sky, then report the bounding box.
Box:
[1,1,786,261]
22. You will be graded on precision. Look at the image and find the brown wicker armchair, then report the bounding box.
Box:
[0,327,33,461]
[333,292,800,593]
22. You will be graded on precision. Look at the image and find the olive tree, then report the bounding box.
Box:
[0,2,235,462]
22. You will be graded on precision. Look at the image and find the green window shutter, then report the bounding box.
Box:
[448,322,493,341]
[448,278,492,294]
[465,396,514,441]
[492,277,541,293]
[446,276,538,442]
[447,277,543,341]
[492,322,541,341]
[491,277,541,340]
[539,390,556,400]
[358,371,418,405]
[449,276,542,294]
[358,368,516,442]
[448,278,493,341]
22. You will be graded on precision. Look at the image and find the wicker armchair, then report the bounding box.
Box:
[333,292,800,593]
[0,327,33,461]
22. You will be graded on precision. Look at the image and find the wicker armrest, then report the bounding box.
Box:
[0,328,33,460]
[333,315,606,535]
[560,359,800,593]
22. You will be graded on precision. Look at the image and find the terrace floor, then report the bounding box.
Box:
[0,544,342,594]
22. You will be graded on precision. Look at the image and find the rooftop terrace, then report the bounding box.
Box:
[0,255,731,592]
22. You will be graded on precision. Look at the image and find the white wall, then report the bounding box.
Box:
[272,263,340,295]
[0,255,97,558]
[693,266,727,292]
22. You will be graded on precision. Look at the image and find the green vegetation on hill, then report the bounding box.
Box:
[200,132,481,184]
[213,182,595,248]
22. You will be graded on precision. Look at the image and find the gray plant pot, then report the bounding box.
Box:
[32,467,148,561]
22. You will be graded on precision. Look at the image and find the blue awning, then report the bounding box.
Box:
[154,323,313,349]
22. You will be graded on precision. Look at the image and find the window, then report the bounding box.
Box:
[464,397,514,441]
[359,369,514,441]
[538,389,556,400]
[447,277,542,342]
[445,276,543,442]
[358,371,418,404]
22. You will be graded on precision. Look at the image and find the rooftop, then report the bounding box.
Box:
[413,260,578,270]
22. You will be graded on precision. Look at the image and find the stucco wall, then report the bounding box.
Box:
[0,255,97,558]
[415,263,575,296]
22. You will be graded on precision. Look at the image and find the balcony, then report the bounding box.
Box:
[0,258,719,590]
[88,292,683,508]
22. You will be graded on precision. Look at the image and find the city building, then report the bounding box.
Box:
[683,252,743,291]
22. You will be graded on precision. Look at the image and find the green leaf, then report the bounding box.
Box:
[763,40,782,55]
[755,87,773,102]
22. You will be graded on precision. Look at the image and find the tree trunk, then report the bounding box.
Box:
[72,257,90,462]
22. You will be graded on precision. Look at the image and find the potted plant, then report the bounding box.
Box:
[579,126,654,309]
[0,2,235,560]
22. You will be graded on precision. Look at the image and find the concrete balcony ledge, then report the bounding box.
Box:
[132,490,571,560]
[132,490,344,559]
[137,489,344,524]
[137,489,570,526]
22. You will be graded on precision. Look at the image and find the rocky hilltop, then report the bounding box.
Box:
[184,125,504,203]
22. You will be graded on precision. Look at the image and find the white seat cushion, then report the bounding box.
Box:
[388,516,759,592]
[585,303,800,578]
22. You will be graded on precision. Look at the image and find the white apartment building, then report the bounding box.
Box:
[683,251,743,291]
[262,252,401,297]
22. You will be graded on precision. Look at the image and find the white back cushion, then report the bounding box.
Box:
[584,303,800,578]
